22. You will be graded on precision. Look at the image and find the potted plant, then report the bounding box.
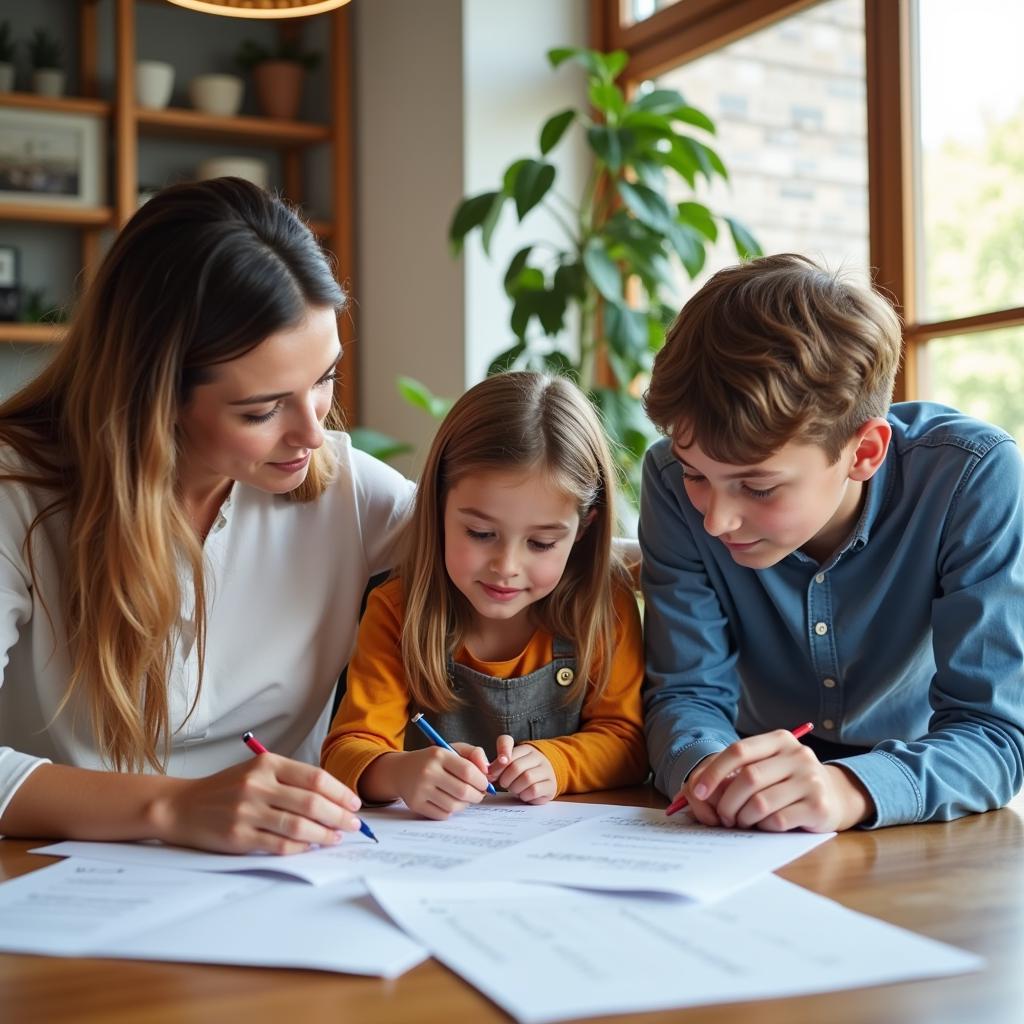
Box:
[0,21,15,92]
[235,38,319,121]
[447,46,760,512]
[28,28,64,97]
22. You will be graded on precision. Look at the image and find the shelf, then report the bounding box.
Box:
[0,323,66,344]
[0,203,114,226]
[136,107,331,146]
[0,91,111,117]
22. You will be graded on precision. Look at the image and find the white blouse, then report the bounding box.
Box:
[0,432,414,816]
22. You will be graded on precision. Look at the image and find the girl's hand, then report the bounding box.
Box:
[490,735,557,804]
[152,755,365,855]
[678,730,872,833]
[374,747,490,820]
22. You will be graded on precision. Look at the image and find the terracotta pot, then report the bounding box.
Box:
[253,60,304,120]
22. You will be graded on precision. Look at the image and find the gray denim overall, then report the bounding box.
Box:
[404,636,584,751]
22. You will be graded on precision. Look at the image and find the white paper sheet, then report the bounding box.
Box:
[368,875,984,1024]
[33,798,609,885]
[0,858,426,978]
[453,805,834,900]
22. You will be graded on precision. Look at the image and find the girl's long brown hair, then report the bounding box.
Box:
[399,372,628,711]
[0,178,344,772]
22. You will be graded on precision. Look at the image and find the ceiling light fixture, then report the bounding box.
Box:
[166,0,351,19]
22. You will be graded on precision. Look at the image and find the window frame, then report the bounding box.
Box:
[596,0,1024,402]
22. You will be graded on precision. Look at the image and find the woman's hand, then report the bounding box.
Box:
[675,730,873,833]
[489,735,557,804]
[150,755,365,855]
[362,746,490,820]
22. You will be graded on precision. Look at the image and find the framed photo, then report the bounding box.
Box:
[0,245,18,322]
[0,107,106,208]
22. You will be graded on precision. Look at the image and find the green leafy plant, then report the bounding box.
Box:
[447,46,760,506]
[235,38,320,72]
[0,21,16,64]
[28,28,62,70]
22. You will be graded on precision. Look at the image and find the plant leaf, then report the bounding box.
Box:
[725,216,763,260]
[538,289,567,335]
[583,238,622,303]
[513,159,556,219]
[600,49,628,80]
[587,125,624,172]
[488,341,527,375]
[480,193,506,255]
[617,180,675,233]
[539,109,575,155]
[677,201,718,242]
[347,427,412,462]
[396,376,453,419]
[605,302,649,360]
[589,80,625,119]
[503,246,533,297]
[449,191,500,255]
[547,46,602,75]
[667,222,707,278]
[670,105,716,134]
[542,350,578,378]
[632,88,686,114]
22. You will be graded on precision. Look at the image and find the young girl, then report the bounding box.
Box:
[321,372,647,818]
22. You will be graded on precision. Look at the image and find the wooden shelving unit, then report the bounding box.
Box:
[0,324,66,345]
[0,0,357,420]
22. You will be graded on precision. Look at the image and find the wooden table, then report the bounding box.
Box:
[3,787,1023,1024]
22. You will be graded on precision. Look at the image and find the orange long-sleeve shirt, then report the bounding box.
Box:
[321,577,648,798]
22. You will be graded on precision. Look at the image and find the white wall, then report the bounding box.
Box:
[355,0,588,475]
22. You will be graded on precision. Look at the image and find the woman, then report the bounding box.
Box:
[0,178,413,854]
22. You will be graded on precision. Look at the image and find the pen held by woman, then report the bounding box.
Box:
[665,722,815,817]
[240,731,379,843]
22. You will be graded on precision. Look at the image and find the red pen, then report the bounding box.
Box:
[665,721,815,817]
[242,730,269,755]
[241,730,378,843]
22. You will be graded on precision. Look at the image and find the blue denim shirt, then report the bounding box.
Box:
[640,402,1024,827]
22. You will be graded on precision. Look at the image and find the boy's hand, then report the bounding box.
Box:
[489,735,557,804]
[678,730,873,832]
[366,747,489,820]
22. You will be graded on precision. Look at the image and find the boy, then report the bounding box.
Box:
[640,253,1024,831]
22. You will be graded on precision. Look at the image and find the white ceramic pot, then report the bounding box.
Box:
[197,156,269,190]
[136,60,175,109]
[32,68,66,97]
[188,73,243,117]
[0,62,14,92]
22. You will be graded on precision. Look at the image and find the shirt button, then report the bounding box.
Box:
[815,573,825,584]
[823,718,835,730]
[814,622,828,636]
[823,677,837,688]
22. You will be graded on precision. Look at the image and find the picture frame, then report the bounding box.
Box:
[0,244,18,322]
[0,107,106,209]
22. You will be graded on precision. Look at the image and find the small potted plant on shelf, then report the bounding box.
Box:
[0,21,15,92]
[235,37,319,121]
[28,28,64,97]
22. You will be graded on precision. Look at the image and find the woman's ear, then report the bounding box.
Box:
[575,509,597,541]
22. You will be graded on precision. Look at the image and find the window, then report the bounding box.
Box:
[601,0,1024,440]
[650,0,868,308]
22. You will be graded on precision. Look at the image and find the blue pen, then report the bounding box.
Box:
[241,730,379,844]
[410,713,498,795]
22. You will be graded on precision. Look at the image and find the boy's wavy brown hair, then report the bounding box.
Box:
[644,254,902,464]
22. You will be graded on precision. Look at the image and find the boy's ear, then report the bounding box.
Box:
[847,417,891,482]
[575,509,597,541]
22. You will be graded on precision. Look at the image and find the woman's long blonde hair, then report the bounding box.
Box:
[0,178,345,772]
[400,372,627,711]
